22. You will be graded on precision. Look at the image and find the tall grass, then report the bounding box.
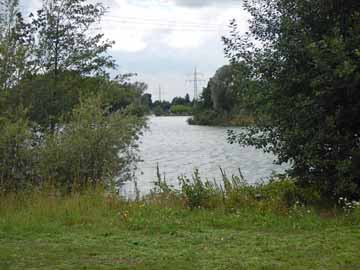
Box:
[0,185,125,235]
[149,167,315,214]
[1,169,359,238]
[0,182,359,270]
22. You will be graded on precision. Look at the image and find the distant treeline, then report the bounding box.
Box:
[142,93,193,116]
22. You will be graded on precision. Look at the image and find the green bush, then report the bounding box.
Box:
[224,0,360,200]
[188,109,219,125]
[151,168,321,213]
[0,94,144,193]
[153,105,165,116]
[170,104,192,115]
[0,117,34,192]
[36,96,144,192]
[179,170,223,209]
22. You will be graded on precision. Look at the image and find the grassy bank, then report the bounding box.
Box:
[1,186,360,270]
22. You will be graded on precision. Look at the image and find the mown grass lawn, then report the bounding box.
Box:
[0,192,359,270]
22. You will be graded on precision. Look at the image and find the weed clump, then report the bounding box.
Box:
[149,167,323,214]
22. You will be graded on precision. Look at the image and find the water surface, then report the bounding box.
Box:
[122,116,287,196]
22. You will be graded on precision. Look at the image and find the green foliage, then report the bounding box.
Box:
[152,101,171,116]
[6,71,146,132]
[179,170,222,209]
[0,0,31,91]
[0,116,34,192]
[0,96,145,193]
[188,109,219,126]
[191,63,257,126]
[170,104,192,115]
[224,0,360,200]
[189,109,254,126]
[141,93,152,112]
[1,189,359,270]
[152,167,321,213]
[31,0,115,76]
[37,96,144,191]
[0,0,147,193]
[171,95,191,106]
[14,72,80,128]
[208,65,236,112]
[151,93,192,116]
[152,164,173,194]
[200,83,213,109]
[153,105,165,116]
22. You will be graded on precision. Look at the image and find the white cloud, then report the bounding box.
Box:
[104,26,149,52]
[20,0,42,14]
[173,0,241,8]
[20,0,249,100]
[21,0,249,53]
[163,30,205,49]
[99,0,248,52]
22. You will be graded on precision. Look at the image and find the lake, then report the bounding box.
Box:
[121,116,288,196]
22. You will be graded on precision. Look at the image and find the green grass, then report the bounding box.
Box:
[0,190,359,270]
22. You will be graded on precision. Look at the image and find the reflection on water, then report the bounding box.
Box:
[121,116,288,197]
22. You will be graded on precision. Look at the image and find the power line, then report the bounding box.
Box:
[18,4,243,27]
[103,15,231,28]
[18,3,243,33]
[101,18,231,32]
[19,1,244,11]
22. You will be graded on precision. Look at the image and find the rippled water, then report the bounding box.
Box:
[122,116,288,196]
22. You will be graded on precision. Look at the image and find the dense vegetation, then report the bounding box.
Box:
[0,0,147,193]
[190,64,257,126]
[150,93,193,116]
[219,0,360,202]
[1,0,360,268]
[0,175,359,269]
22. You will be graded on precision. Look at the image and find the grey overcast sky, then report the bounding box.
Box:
[21,0,249,101]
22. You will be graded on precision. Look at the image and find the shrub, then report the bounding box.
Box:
[0,95,144,193]
[0,116,34,192]
[170,105,192,115]
[188,109,219,125]
[179,170,223,209]
[36,96,144,192]
[151,168,319,213]
[224,0,360,201]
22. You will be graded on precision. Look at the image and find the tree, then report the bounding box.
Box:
[109,74,148,114]
[207,65,236,112]
[199,85,213,109]
[16,0,116,131]
[0,0,147,193]
[31,0,115,77]
[170,104,192,115]
[185,93,191,104]
[152,100,171,116]
[0,0,32,92]
[224,0,360,199]
[141,93,152,111]
[37,96,144,191]
[171,96,186,106]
